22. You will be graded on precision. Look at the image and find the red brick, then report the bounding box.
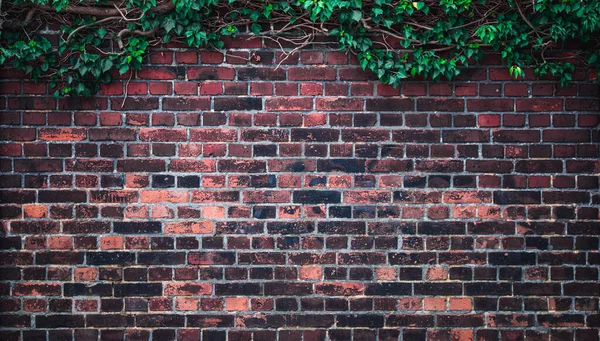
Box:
[175,51,198,64]
[0,46,597,337]
[266,98,313,111]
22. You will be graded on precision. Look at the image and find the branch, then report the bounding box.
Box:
[514,0,539,35]
[35,1,174,17]
[117,27,159,48]
[66,16,120,42]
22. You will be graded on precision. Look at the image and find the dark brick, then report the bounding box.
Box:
[114,221,162,234]
[36,315,84,328]
[36,252,84,265]
[293,190,341,204]
[138,252,186,265]
[64,283,113,296]
[364,283,411,296]
[215,283,261,295]
[114,283,162,297]
[317,159,366,173]
[337,314,384,328]
[489,252,537,265]
[493,191,541,204]
[214,97,262,111]
[87,252,135,265]
[136,314,185,327]
[267,221,315,234]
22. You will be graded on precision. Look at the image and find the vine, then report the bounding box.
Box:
[1,0,599,97]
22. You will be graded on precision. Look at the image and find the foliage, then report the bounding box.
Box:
[1,0,599,96]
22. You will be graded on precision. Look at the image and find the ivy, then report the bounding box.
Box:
[1,0,599,96]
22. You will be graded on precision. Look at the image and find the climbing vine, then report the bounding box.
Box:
[1,0,599,96]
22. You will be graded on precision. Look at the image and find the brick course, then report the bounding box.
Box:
[0,42,599,340]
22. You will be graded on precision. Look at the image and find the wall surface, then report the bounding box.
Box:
[1,42,599,341]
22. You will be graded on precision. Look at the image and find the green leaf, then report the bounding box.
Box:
[351,10,362,22]
[163,18,176,32]
[251,23,262,35]
[97,28,107,38]
[102,59,113,72]
[249,11,260,21]
[118,65,129,75]
[359,58,368,69]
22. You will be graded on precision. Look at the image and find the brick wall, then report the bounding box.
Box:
[0,43,599,341]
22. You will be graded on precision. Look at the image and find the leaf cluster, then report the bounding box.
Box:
[1,0,599,96]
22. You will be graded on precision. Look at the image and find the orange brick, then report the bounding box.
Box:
[125,174,149,188]
[277,174,301,188]
[176,298,199,311]
[151,205,174,219]
[226,297,248,311]
[451,329,474,341]
[202,175,226,188]
[48,236,72,249]
[449,297,472,311]
[424,298,446,311]
[39,128,86,141]
[398,298,422,311]
[126,205,149,218]
[23,205,46,218]
[299,266,322,280]
[74,267,98,281]
[453,206,476,218]
[164,221,213,234]
[375,268,397,281]
[140,190,188,203]
[164,282,212,296]
[100,236,123,250]
[402,206,424,219]
[425,266,448,281]
[202,206,226,219]
[329,175,352,188]
[478,205,501,218]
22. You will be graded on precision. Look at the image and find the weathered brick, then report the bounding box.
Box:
[188,67,234,80]
[114,221,162,234]
[13,283,62,296]
[114,283,163,297]
[293,190,341,204]
[417,99,464,111]
[365,98,414,111]
[267,221,315,234]
[289,67,336,80]
[87,252,136,265]
[163,97,210,111]
[493,191,541,204]
[316,98,363,111]
[214,97,262,111]
[266,98,313,111]
[1,45,597,338]
[516,99,563,111]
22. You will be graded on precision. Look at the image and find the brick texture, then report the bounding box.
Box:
[1,42,599,341]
